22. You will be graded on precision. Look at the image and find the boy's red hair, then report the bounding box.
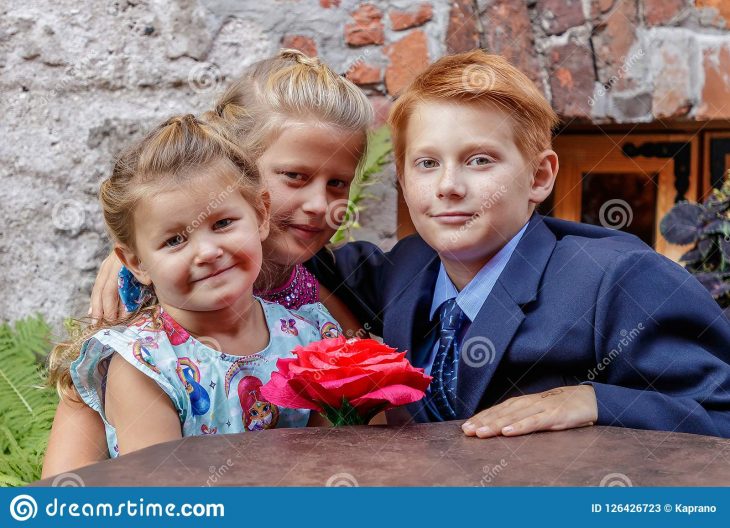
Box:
[388,50,560,176]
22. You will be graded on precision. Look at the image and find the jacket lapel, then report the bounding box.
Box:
[382,238,441,423]
[383,239,441,363]
[456,214,557,418]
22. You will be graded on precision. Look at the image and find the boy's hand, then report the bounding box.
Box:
[89,251,125,323]
[461,385,598,438]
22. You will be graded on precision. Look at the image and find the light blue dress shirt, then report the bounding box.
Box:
[423,221,530,375]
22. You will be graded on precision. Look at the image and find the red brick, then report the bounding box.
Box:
[696,0,730,26]
[345,3,385,47]
[384,30,430,96]
[698,45,730,120]
[643,0,688,26]
[480,0,542,86]
[591,0,639,91]
[345,62,382,85]
[281,35,317,57]
[446,0,480,53]
[390,3,433,31]
[548,42,595,118]
[537,0,586,35]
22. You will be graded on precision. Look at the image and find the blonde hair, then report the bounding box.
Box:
[48,114,268,400]
[388,50,559,176]
[206,49,373,166]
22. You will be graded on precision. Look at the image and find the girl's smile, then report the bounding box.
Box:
[120,163,269,316]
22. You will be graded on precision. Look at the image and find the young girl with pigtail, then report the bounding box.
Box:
[43,49,375,477]
[49,113,343,460]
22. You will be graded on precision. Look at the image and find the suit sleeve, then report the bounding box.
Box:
[305,241,392,336]
[588,249,730,437]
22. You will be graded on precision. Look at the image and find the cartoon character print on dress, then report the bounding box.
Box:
[161,311,191,346]
[320,321,340,339]
[223,356,260,397]
[131,336,161,374]
[280,318,299,336]
[237,376,279,431]
[176,357,211,416]
[200,424,218,435]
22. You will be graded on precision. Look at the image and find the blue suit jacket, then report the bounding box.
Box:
[307,214,730,437]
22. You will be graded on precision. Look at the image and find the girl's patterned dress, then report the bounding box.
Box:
[70,298,342,458]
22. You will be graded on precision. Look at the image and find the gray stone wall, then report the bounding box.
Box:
[0,0,404,329]
[2,0,729,330]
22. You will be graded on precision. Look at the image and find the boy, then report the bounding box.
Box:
[309,51,730,438]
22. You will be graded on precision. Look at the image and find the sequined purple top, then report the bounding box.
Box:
[254,264,320,310]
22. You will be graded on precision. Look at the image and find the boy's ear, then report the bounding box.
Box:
[114,244,152,286]
[529,149,559,206]
[257,190,271,242]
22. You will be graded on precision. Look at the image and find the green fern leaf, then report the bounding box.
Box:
[0,316,58,486]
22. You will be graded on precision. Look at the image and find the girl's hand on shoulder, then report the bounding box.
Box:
[89,251,125,323]
[461,385,598,438]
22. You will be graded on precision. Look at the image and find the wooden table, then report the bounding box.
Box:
[35,422,730,486]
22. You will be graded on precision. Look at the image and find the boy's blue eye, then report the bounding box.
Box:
[165,234,185,248]
[213,218,233,229]
[417,159,439,169]
[467,156,494,166]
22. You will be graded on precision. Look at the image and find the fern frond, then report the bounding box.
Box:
[0,316,58,486]
[332,125,393,244]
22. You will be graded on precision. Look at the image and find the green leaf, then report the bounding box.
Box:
[330,125,393,244]
[319,397,387,427]
[0,315,58,486]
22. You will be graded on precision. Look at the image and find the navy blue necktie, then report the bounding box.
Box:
[427,299,467,420]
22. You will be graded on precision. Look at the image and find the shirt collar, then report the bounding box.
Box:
[429,221,530,322]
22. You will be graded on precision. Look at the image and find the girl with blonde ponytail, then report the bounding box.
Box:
[96,49,373,320]
[44,50,375,477]
[44,112,344,467]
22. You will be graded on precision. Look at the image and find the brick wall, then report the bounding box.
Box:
[1,0,729,328]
